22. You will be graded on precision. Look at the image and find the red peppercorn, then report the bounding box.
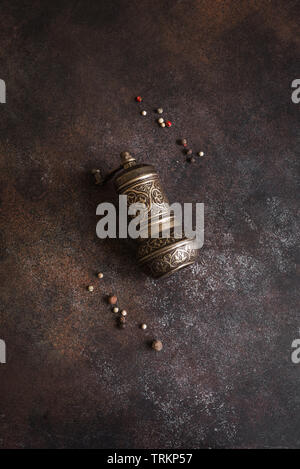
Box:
[135,96,142,102]
[165,120,172,127]
[108,294,118,305]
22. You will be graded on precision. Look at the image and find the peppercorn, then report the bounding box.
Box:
[108,294,118,305]
[160,122,166,128]
[152,340,163,351]
[158,117,164,124]
[181,138,188,146]
[141,110,147,116]
[118,316,126,328]
[113,307,119,313]
[141,323,147,330]
[185,149,192,155]
[121,309,127,317]
[198,151,205,157]
[165,120,172,127]
[136,96,142,102]
[157,108,163,114]
[87,285,94,292]
[187,156,196,163]
[118,320,126,329]
[97,272,104,279]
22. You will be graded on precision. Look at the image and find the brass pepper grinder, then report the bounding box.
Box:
[94,152,199,279]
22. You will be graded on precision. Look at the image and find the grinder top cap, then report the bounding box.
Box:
[115,152,157,193]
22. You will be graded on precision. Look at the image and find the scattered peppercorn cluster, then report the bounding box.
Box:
[87,273,162,351]
[135,96,172,129]
[135,96,206,162]
[178,138,205,163]
[108,294,128,329]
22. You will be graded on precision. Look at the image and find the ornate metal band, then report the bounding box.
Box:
[140,240,198,278]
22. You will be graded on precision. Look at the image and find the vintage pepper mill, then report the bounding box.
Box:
[94,152,198,278]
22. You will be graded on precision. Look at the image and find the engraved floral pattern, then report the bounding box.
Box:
[124,179,169,214]
[120,176,198,277]
[137,236,179,259]
[145,245,198,278]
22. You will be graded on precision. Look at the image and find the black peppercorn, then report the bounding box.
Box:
[118,316,126,328]
[187,156,196,163]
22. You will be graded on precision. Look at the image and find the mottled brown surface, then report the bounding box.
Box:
[0,0,299,449]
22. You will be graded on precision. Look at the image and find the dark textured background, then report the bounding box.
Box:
[0,0,299,449]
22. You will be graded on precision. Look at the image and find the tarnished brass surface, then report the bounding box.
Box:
[114,155,198,278]
[138,237,198,278]
[115,165,157,193]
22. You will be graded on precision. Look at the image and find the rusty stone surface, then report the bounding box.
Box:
[0,0,299,449]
